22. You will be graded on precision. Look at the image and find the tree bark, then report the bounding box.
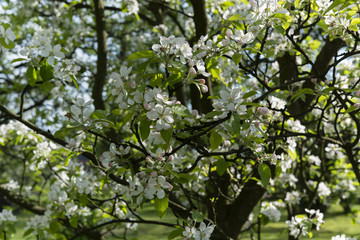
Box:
[92,0,107,110]
[189,0,213,114]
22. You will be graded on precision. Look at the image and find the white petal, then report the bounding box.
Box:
[146,110,159,120]
[5,28,16,41]
[164,115,174,124]
[70,105,81,116]
[47,56,54,66]
[157,189,165,199]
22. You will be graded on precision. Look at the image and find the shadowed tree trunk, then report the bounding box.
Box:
[92,0,107,110]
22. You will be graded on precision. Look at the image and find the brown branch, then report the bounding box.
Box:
[0,105,129,186]
[92,0,107,110]
[0,186,45,215]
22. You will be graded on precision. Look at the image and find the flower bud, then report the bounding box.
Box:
[189,67,197,76]
[145,156,152,163]
[144,103,152,110]
[168,155,174,161]
[191,109,199,116]
[201,85,208,93]
[226,29,233,37]
[257,107,269,115]
[222,38,230,46]
[189,59,194,68]
[224,140,231,147]
[198,79,206,85]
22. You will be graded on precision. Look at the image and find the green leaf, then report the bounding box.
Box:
[232,52,242,65]
[70,75,79,90]
[140,116,152,141]
[160,128,173,145]
[0,37,15,49]
[40,61,54,81]
[205,111,222,119]
[228,14,244,21]
[79,194,88,207]
[210,68,220,79]
[172,105,192,118]
[192,211,204,222]
[168,228,184,240]
[150,73,163,87]
[323,0,345,14]
[210,130,222,150]
[343,105,356,114]
[243,90,257,99]
[11,58,27,63]
[275,165,282,177]
[274,25,285,35]
[69,216,78,228]
[216,158,227,176]
[49,221,62,233]
[26,66,38,87]
[128,50,156,60]
[154,196,168,218]
[91,109,106,119]
[290,88,315,102]
[23,228,35,237]
[258,164,271,187]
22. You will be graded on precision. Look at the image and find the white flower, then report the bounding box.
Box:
[308,155,321,166]
[0,25,16,44]
[0,209,17,223]
[331,235,357,240]
[317,182,331,197]
[70,97,94,125]
[287,119,305,133]
[39,41,65,65]
[143,174,172,200]
[262,202,281,221]
[196,60,210,77]
[233,30,254,45]
[127,0,139,15]
[269,96,286,110]
[285,191,300,205]
[183,226,196,239]
[305,208,325,230]
[146,104,174,130]
[194,222,215,240]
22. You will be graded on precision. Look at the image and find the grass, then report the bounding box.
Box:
[6,204,360,240]
[242,204,360,240]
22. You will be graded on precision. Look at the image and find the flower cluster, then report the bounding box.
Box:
[183,221,215,240]
[152,36,192,64]
[109,66,132,109]
[100,143,130,168]
[144,88,177,131]
[20,31,65,65]
[0,209,17,223]
[286,209,324,237]
[120,172,173,205]
[0,23,16,52]
[331,235,357,240]
[69,96,94,127]
[261,202,282,222]
[213,87,246,116]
